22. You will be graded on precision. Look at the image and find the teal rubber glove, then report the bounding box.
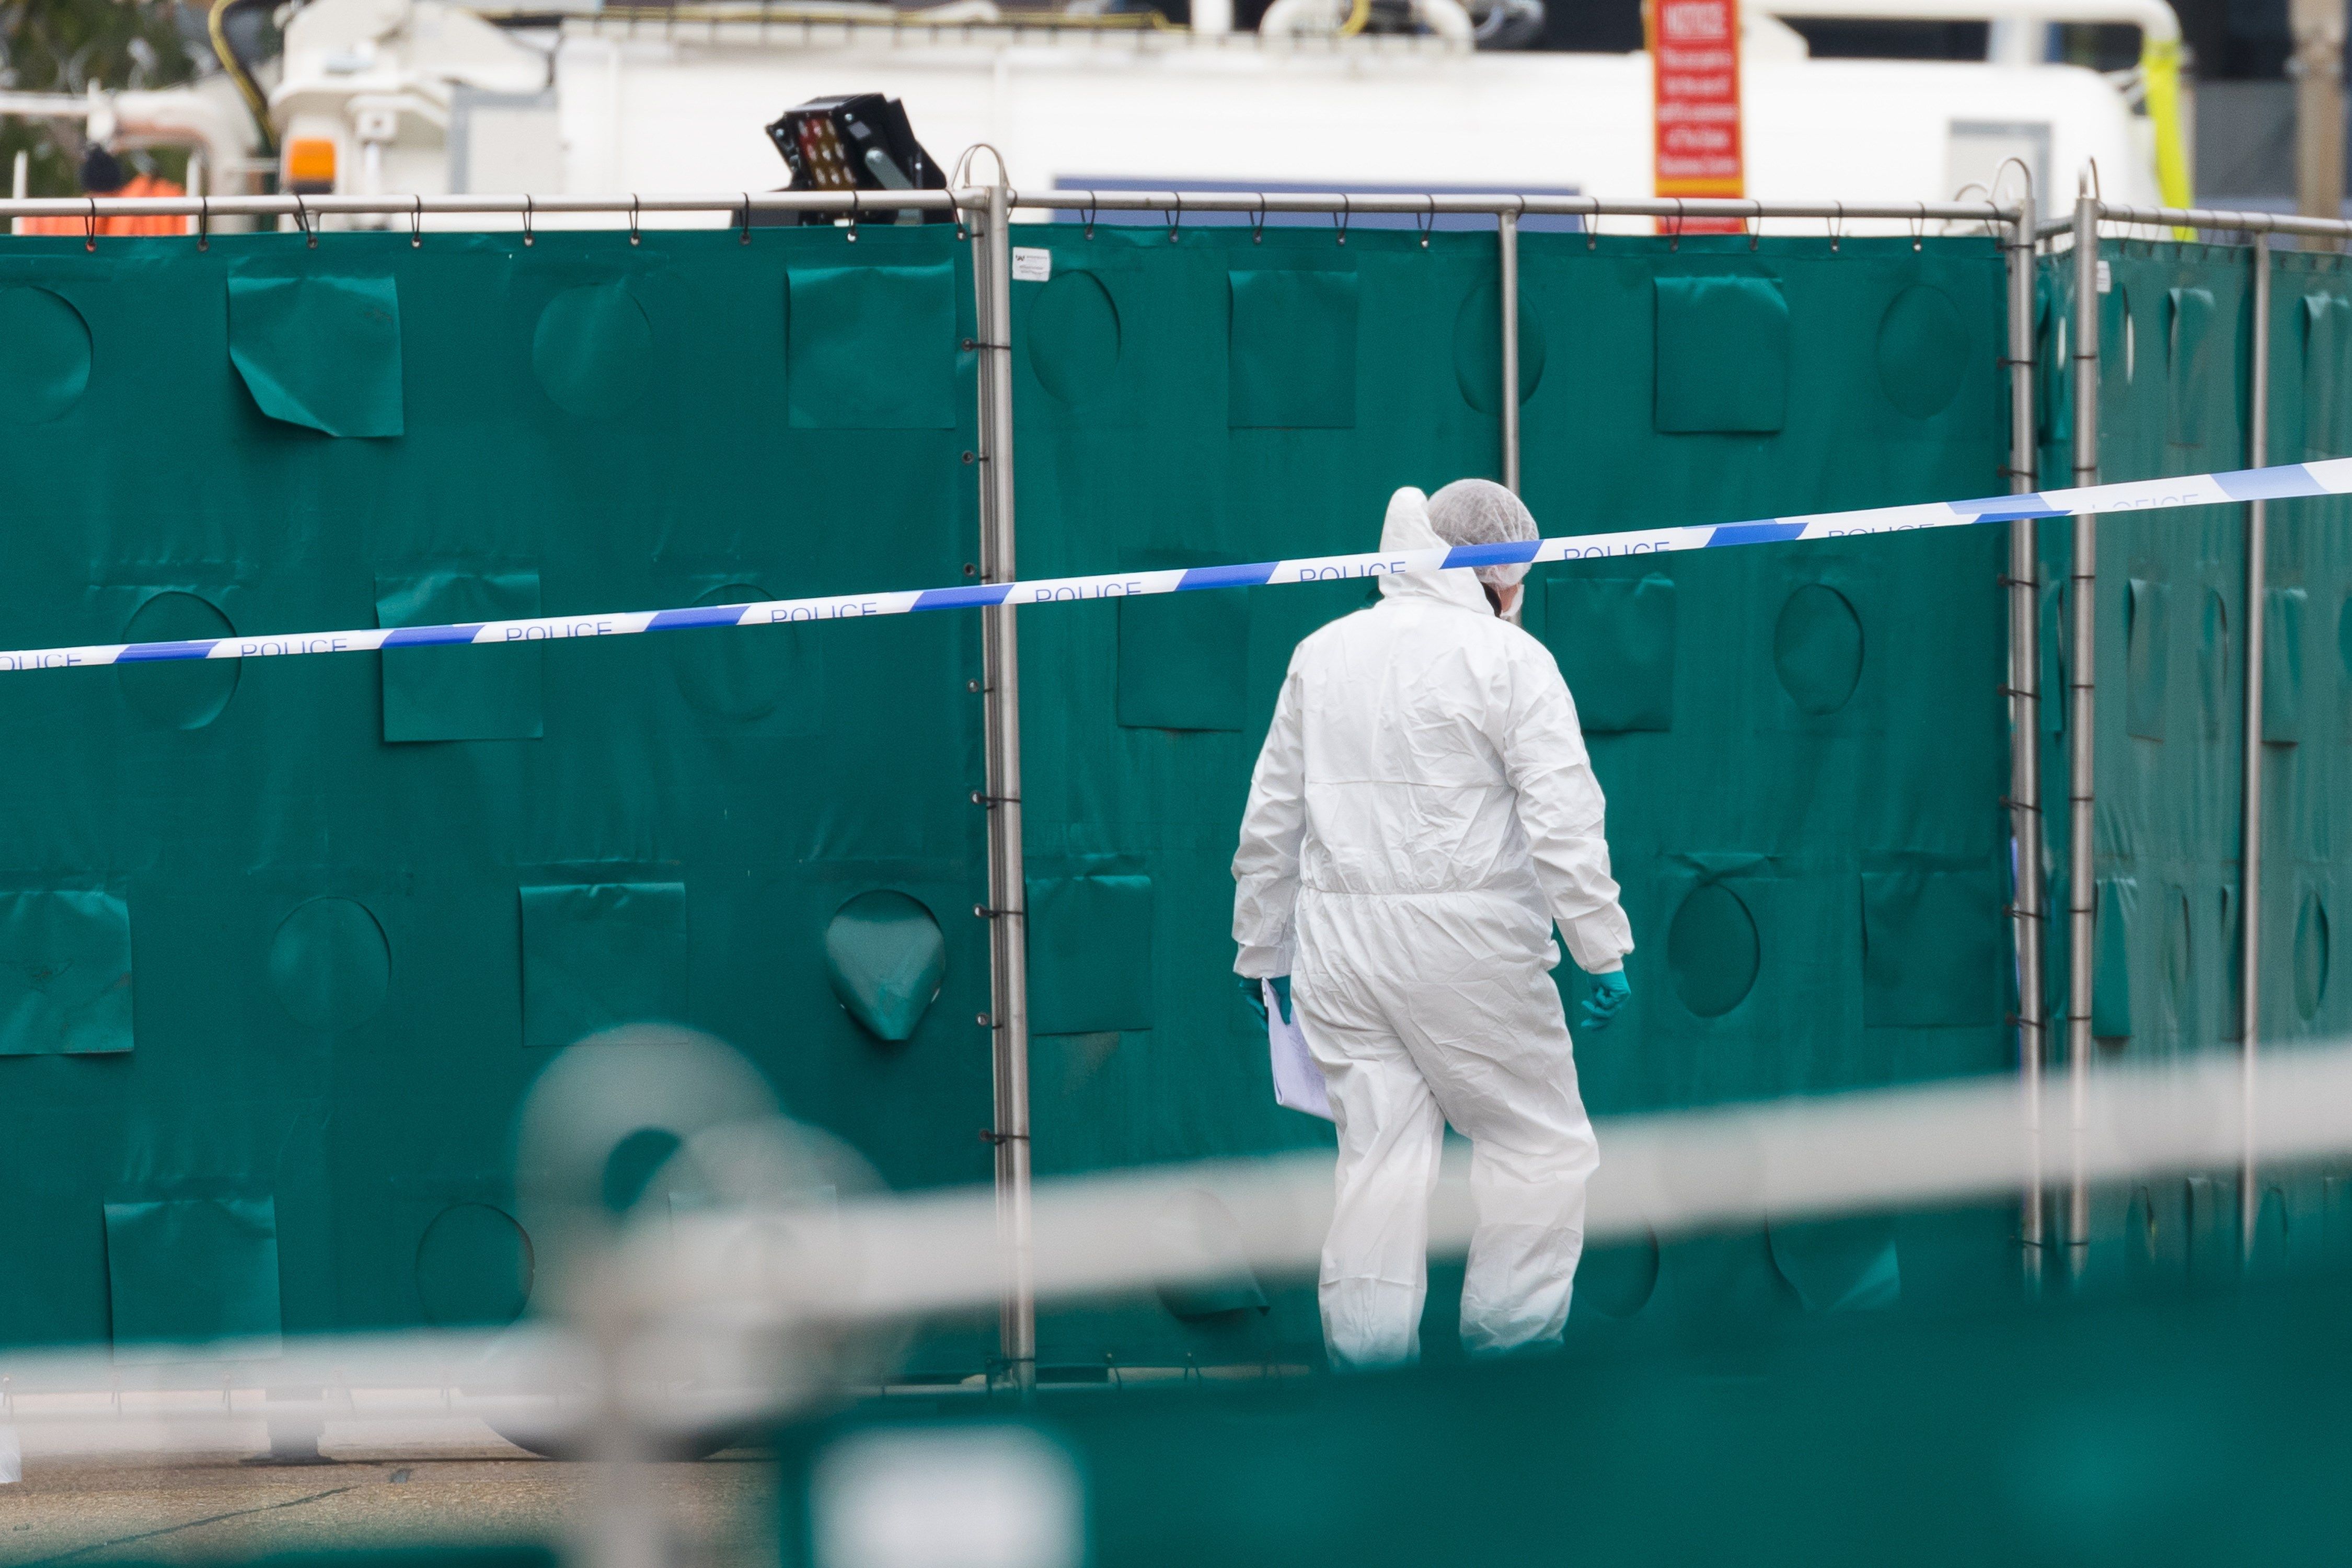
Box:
[1236,974,1293,1027]
[1582,969,1631,1031]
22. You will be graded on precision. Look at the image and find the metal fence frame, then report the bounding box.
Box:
[0,183,2059,1377]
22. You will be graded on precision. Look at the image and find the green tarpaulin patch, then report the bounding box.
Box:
[375,571,545,743]
[824,890,947,1042]
[1654,272,1788,434]
[0,889,132,1055]
[0,285,90,424]
[227,268,403,437]
[103,1196,281,1354]
[519,881,688,1048]
[786,261,957,429]
[1861,862,2002,1028]
[1544,572,1676,733]
[1117,549,1248,732]
[1027,862,1155,1035]
[1228,266,1358,429]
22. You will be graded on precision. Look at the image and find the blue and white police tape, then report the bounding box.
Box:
[4,457,2342,674]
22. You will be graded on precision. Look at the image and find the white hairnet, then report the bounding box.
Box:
[1426,479,1538,589]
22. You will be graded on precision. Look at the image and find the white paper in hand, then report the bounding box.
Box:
[1266,981,1333,1121]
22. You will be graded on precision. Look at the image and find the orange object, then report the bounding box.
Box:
[1646,0,1746,235]
[284,138,336,193]
[16,172,190,237]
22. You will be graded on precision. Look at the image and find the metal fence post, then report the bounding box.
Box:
[2066,188,2102,1282]
[2241,232,2273,1264]
[1500,207,1521,493]
[2005,198,2048,1292]
[972,179,1036,1397]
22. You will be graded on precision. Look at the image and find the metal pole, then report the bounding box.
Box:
[2066,188,2101,1280]
[1499,207,1521,494]
[2241,233,2272,1264]
[2292,0,2347,221]
[2005,197,2048,1293]
[973,182,1036,1397]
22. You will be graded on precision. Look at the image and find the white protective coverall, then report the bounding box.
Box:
[1231,487,1634,1368]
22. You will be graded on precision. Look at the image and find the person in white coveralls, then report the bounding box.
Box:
[1232,480,1635,1369]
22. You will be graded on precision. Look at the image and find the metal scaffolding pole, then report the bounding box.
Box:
[2067,190,2102,1280]
[2241,233,2273,1263]
[1499,207,1521,493]
[2005,198,2048,1293]
[972,180,1036,1398]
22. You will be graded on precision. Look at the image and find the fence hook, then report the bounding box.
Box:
[1164,192,1182,244]
[1670,197,1685,252]
[295,192,316,248]
[1250,192,1266,246]
[1748,201,1761,251]
[628,193,641,247]
[1911,201,1926,252]
[739,192,753,245]
[83,197,97,252]
[1082,191,1099,241]
[1415,193,1435,249]
[1585,198,1598,251]
[410,193,423,248]
[846,187,860,243]
[1333,192,1351,247]
[1828,201,1843,254]
[197,195,210,252]
[522,192,535,247]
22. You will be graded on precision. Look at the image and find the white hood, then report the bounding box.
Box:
[1375,487,1492,616]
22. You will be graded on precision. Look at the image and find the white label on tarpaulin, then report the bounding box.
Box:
[1010,248,1053,283]
[2097,258,2112,294]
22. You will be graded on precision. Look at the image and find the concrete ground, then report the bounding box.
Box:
[0,1450,775,1567]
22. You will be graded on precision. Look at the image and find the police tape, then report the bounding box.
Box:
[4,458,2341,673]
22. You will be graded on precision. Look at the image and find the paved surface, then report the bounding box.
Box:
[0,1453,776,1566]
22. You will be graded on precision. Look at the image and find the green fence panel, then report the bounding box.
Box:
[0,224,990,1353]
[1007,228,2013,1366]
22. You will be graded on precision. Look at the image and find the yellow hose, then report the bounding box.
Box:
[209,0,276,158]
[1339,0,1370,35]
[2142,34,2193,234]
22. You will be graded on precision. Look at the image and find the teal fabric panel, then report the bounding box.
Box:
[823,889,947,1042]
[0,889,131,1055]
[2165,285,2219,447]
[226,268,403,437]
[1542,570,1676,733]
[103,1196,281,1351]
[0,225,989,1360]
[413,1201,534,1326]
[1766,1214,1900,1311]
[2128,576,2171,740]
[1027,861,1155,1035]
[2094,875,2137,1040]
[2266,585,2305,743]
[1653,272,1788,433]
[376,571,545,742]
[532,280,654,421]
[1228,267,1358,429]
[1117,551,1250,732]
[520,881,688,1047]
[786,261,957,429]
[1860,862,2002,1027]
[2303,294,2348,458]
[0,285,91,423]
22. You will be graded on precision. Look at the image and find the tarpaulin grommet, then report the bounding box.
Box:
[1911,202,1926,252]
[1415,195,1434,249]
[1250,193,1264,246]
[410,194,422,248]
[1828,201,1844,254]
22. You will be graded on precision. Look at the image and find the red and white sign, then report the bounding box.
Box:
[1648,0,1745,234]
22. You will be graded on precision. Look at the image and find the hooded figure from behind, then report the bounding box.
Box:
[1231,481,1633,1369]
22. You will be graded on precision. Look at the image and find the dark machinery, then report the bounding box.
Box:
[765,94,952,224]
